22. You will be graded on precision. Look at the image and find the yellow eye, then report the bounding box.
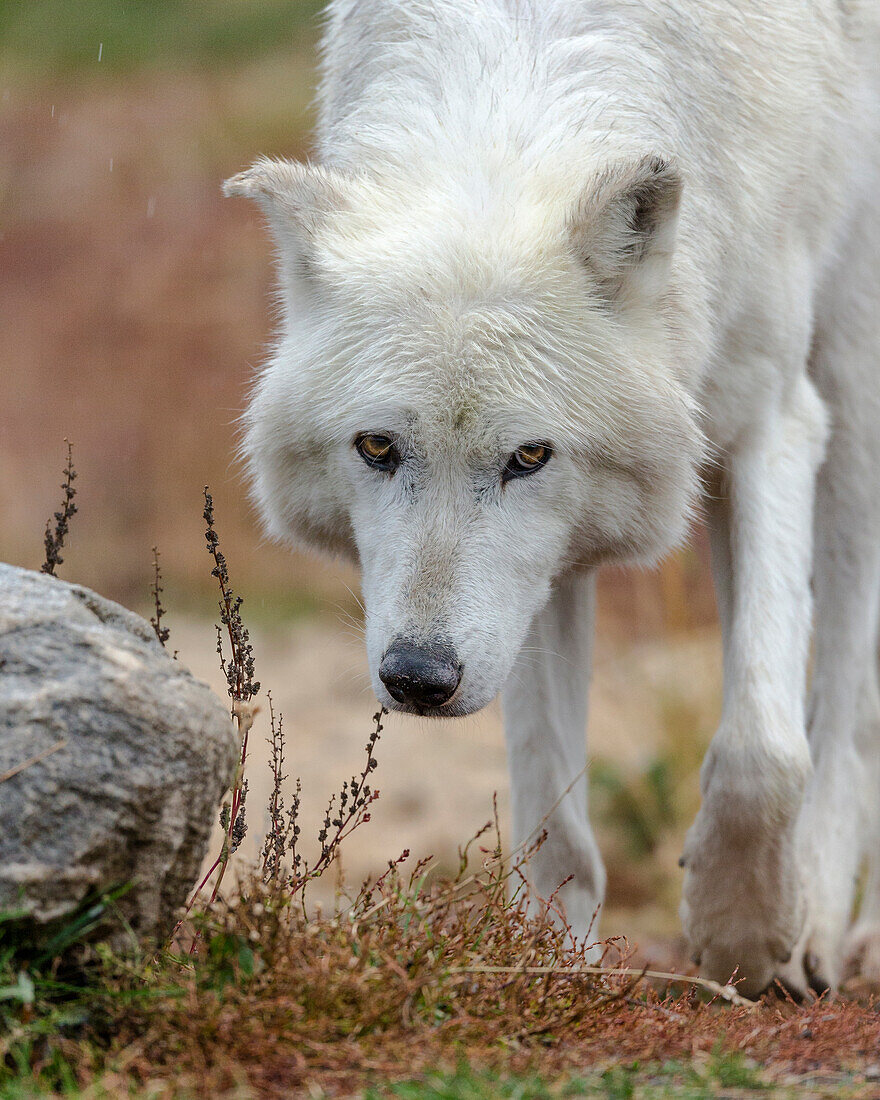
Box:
[355,433,400,471]
[505,442,552,481]
[517,445,548,467]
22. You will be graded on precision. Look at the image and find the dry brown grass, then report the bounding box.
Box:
[3,650,879,1098]
[17,834,877,1099]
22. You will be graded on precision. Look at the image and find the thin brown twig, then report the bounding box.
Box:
[490,763,589,873]
[453,964,757,1007]
[0,740,67,785]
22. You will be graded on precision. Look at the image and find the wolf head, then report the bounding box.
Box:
[227,153,701,716]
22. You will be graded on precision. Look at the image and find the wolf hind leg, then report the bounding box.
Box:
[777,242,880,994]
[842,649,880,984]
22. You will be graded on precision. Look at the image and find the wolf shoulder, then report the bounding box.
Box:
[316,1,876,165]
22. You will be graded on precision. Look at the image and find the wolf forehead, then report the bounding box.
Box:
[235,152,700,471]
[257,292,687,462]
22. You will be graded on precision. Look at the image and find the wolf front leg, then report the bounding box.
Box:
[501,570,604,949]
[681,374,829,997]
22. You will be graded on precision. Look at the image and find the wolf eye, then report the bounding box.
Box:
[355,433,400,472]
[504,443,552,482]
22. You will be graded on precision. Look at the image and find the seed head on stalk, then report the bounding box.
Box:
[41,439,77,577]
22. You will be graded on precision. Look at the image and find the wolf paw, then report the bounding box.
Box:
[843,921,880,986]
[774,926,841,999]
[680,814,804,998]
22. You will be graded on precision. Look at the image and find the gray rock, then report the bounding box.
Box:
[0,564,237,944]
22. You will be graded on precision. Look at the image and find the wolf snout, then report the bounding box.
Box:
[379,640,462,709]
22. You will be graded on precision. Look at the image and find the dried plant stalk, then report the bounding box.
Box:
[175,490,261,931]
[203,487,259,707]
[176,490,384,940]
[41,439,77,577]
[258,694,385,911]
[288,706,384,908]
[149,546,171,647]
[261,692,292,882]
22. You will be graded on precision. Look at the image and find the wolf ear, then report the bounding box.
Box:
[567,155,682,307]
[223,157,352,277]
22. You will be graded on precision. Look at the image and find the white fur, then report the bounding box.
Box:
[227,0,880,996]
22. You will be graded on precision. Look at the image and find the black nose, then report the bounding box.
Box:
[379,641,462,709]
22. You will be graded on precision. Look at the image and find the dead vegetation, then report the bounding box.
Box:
[40,439,77,578]
[5,826,880,1097]
[149,546,171,649]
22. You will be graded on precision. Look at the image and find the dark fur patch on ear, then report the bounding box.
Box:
[568,154,683,306]
[626,157,681,256]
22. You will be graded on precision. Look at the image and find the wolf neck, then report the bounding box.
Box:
[316,1,681,190]
[313,1,710,387]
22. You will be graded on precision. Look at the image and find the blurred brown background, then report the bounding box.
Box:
[1,1,722,950]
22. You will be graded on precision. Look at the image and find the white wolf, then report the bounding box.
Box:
[226,0,880,996]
